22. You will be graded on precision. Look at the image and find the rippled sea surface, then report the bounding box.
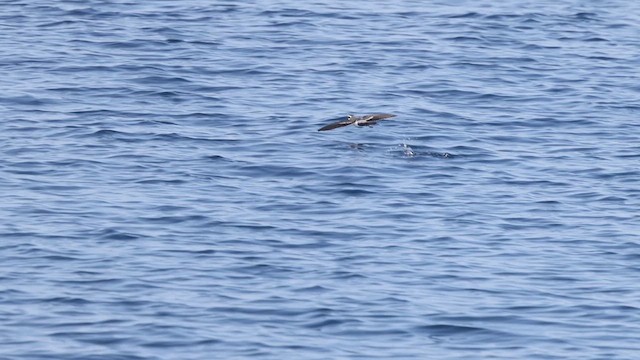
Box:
[2,1,640,359]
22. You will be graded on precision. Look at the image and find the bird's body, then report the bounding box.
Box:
[318,113,396,131]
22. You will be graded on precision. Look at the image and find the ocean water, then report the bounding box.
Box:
[1,0,640,359]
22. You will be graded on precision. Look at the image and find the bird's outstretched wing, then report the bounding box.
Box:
[318,119,353,131]
[362,113,396,122]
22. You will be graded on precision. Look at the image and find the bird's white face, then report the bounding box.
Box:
[347,115,355,121]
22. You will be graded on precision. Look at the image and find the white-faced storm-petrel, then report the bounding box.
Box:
[318,113,396,131]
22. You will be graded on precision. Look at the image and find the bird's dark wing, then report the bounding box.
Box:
[363,113,396,122]
[318,119,353,131]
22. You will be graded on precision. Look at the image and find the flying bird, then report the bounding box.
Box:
[318,113,396,131]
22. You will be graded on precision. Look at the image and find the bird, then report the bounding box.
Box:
[318,113,396,131]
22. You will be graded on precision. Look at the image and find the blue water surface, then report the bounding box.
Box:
[1,0,640,359]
